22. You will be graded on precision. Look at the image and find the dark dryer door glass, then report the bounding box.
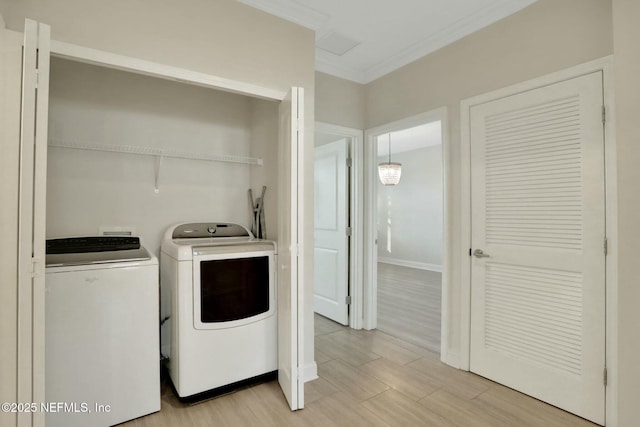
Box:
[199,256,270,322]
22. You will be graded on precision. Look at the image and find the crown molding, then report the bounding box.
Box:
[237,0,329,31]
[240,0,538,85]
[315,50,367,84]
[361,0,537,83]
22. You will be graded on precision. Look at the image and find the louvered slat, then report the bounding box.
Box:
[484,263,583,375]
[484,95,582,250]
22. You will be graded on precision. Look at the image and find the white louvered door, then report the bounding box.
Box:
[469,72,605,425]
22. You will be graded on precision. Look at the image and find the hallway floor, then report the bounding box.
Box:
[121,315,596,426]
[377,262,441,352]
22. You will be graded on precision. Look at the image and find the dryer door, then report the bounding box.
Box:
[192,246,275,330]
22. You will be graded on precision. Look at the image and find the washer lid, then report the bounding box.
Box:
[45,236,151,267]
[46,247,152,267]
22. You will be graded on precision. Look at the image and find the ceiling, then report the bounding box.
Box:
[238,0,538,84]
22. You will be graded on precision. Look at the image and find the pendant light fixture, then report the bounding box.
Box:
[378,133,402,185]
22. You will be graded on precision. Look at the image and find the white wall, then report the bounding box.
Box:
[46,57,278,256]
[377,145,443,270]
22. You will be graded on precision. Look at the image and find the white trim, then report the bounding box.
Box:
[361,0,537,84]
[300,361,318,383]
[602,58,618,427]
[378,258,442,273]
[459,56,617,427]
[363,108,450,358]
[31,22,50,427]
[236,0,330,33]
[295,87,305,410]
[50,40,286,101]
[315,122,364,331]
[315,53,366,85]
[17,20,39,424]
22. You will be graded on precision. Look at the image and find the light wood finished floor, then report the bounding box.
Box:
[121,314,597,427]
[377,262,441,352]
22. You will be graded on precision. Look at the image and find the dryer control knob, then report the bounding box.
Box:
[207,226,216,234]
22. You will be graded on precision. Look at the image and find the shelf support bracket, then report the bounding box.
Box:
[154,154,164,193]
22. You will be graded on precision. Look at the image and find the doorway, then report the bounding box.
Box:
[364,108,450,355]
[313,123,364,329]
[376,122,443,352]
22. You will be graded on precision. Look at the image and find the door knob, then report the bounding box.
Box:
[473,249,490,258]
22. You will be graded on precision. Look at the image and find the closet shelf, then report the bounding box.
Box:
[48,139,263,166]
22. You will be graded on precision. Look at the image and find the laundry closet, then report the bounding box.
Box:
[2,11,310,425]
[42,53,293,426]
[46,56,280,253]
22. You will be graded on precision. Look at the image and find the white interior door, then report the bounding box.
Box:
[17,19,50,427]
[469,72,606,424]
[313,138,349,325]
[277,87,304,410]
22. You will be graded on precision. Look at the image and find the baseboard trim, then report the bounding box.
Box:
[441,349,460,369]
[301,361,318,383]
[378,257,442,272]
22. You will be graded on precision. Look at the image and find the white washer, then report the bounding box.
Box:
[160,223,277,398]
[45,238,160,427]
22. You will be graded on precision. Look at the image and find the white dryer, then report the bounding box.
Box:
[160,223,277,399]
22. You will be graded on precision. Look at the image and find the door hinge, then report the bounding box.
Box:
[346,227,352,237]
[469,248,472,256]
[602,105,606,124]
[345,295,352,305]
[603,367,608,386]
[31,256,42,277]
[346,157,352,168]
[604,237,608,256]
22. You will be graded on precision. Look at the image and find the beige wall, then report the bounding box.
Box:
[315,71,365,130]
[0,0,318,377]
[0,18,20,426]
[612,0,640,424]
[365,0,612,128]
[364,0,613,366]
[0,0,314,94]
[46,57,274,256]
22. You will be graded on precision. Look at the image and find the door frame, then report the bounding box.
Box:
[363,107,451,358]
[460,56,617,427]
[314,122,364,329]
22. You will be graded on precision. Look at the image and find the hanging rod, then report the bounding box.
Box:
[48,138,263,166]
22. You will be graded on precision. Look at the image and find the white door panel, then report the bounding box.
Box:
[470,72,605,424]
[17,19,50,427]
[277,87,304,410]
[313,139,349,325]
